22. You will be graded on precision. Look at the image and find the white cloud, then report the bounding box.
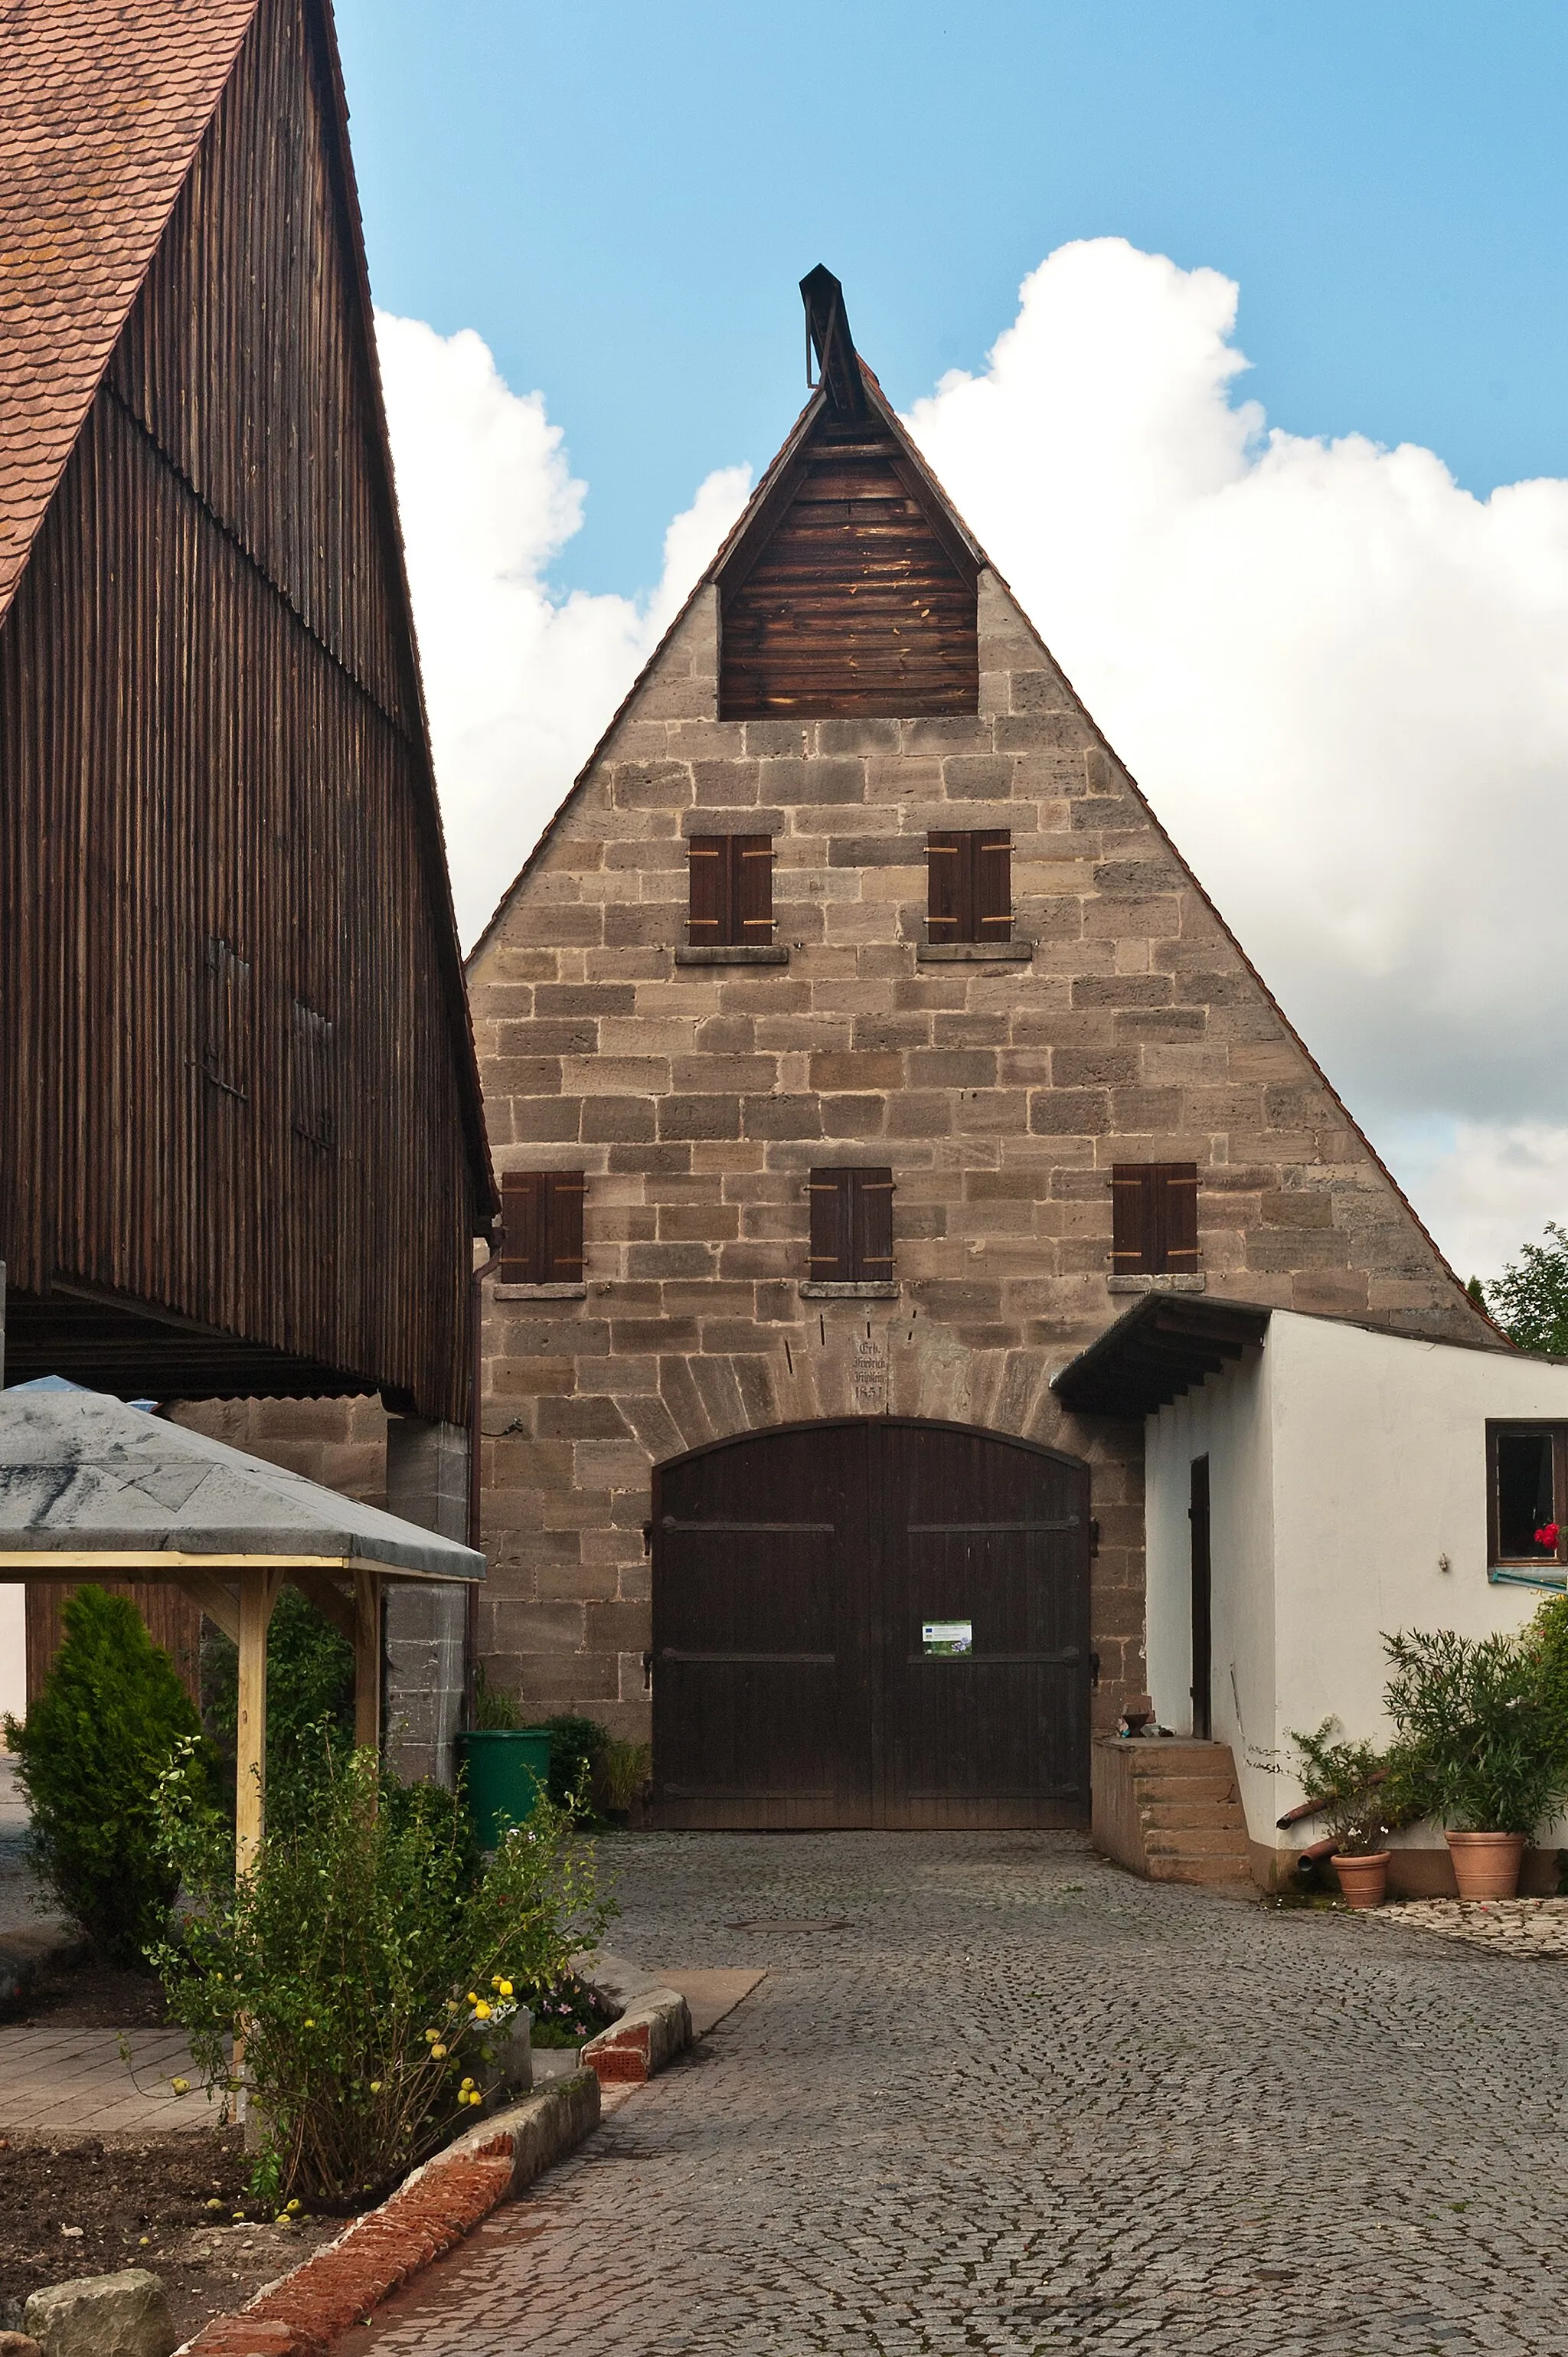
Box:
[374,310,750,946]
[903,238,1568,1276]
[377,250,1568,1280]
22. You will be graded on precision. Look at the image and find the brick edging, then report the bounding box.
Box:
[580,1985,692,2083]
[176,2071,600,2357]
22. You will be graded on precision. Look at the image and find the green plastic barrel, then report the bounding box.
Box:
[457,1728,553,1849]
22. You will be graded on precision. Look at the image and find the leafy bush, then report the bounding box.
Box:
[1383,1622,1568,1836]
[151,1736,617,2204]
[1481,1224,1568,1354]
[1287,1720,1394,1855]
[2,1586,211,1965]
[205,1585,354,1818]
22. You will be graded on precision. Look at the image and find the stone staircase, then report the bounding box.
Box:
[1092,1738,1254,1889]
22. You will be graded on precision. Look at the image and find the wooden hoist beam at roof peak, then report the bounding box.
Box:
[800,263,868,423]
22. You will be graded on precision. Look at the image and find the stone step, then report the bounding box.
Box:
[1138,1799,1248,1832]
[1126,1773,1238,1806]
[1147,1855,1255,1885]
[1142,1824,1253,1858]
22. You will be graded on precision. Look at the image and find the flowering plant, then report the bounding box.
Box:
[1288,1721,1394,1856]
[149,1737,616,2205]
[1536,1522,1560,1549]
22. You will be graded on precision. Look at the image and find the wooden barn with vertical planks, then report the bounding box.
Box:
[0,0,495,1716]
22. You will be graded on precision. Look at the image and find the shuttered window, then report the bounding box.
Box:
[808,1167,895,1283]
[499,1171,586,1286]
[688,835,774,946]
[926,832,1011,943]
[1110,1163,1200,1277]
[290,1002,334,1149]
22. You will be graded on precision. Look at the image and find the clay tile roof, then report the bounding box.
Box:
[0,0,260,624]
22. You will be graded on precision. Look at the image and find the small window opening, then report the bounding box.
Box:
[201,936,250,1100]
[808,1166,894,1283]
[926,831,1011,944]
[291,1002,334,1149]
[1488,1424,1568,1565]
[1111,1162,1199,1276]
[688,835,774,947]
[500,1171,586,1286]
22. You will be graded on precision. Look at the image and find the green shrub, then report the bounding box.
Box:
[205,1586,354,1819]
[1286,1719,1395,1855]
[541,1714,609,1815]
[470,1661,523,1731]
[598,1738,652,1814]
[1383,1622,1568,1836]
[151,1736,617,2204]
[2,1586,211,1966]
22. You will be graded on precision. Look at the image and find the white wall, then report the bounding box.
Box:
[1144,1312,1568,1854]
[1145,1344,1275,1777]
[0,1586,25,1733]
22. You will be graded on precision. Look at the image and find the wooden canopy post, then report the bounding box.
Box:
[353,1568,381,1754]
[235,1568,282,1875]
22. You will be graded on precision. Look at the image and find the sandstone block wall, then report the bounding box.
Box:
[468,571,1487,1742]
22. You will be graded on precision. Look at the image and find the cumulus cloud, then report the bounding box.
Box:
[903,239,1568,1277]
[374,310,750,946]
[377,248,1568,1279]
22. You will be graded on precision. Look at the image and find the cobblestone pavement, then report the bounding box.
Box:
[1370,1895,1568,1960]
[341,1834,1568,2357]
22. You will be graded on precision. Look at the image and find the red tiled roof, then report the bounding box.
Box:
[0,0,260,623]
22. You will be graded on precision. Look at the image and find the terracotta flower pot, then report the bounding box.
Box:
[1332,1852,1390,1909]
[1446,1830,1526,1900]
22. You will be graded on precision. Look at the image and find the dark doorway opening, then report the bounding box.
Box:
[1190,1455,1212,1741]
[650,1417,1092,1830]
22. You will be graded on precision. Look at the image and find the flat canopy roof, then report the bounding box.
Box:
[1051,1296,1274,1420]
[0,1386,484,1581]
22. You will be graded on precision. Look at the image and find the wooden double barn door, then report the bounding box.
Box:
[651,1419,1091,1829]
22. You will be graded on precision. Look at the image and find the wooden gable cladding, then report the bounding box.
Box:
[718,416,979,719]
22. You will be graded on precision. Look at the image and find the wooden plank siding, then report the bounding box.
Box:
[0,0,488,1419]
[719,421,979,719]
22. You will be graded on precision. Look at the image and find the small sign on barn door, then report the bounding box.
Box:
[922,1620,973,1656]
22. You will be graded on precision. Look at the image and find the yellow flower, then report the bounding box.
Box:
[459,2077,475,2091]
[466,1992,479,2006]
[424,2028,439,2043]
[490,1974,501,1989]
[466,2089,483,2106]
[275,2215,293,2228]
[139,2236,150,2247]
[232,2213,246,2224]
[368,2081,383,2094]
[286,2200,301,2214]
[497,1979,513,1999]
[472,2000,492,2020]
[430,2042,447,2059]
[170,2077,190,2094]
[205,2200,224,2214]
[303,2019,315,2030]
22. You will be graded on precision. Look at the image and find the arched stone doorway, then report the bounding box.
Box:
[650,1417,1092,1829]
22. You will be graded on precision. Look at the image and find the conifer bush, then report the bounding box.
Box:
[2,1584,211,1965]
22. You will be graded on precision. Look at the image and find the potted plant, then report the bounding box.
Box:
[1382,1624,1568,1898]
[1289,1721,1393,1907]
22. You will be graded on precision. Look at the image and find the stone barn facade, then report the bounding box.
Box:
[466,271,1488,1828]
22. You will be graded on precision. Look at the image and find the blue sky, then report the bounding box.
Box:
[336,0,1568,599]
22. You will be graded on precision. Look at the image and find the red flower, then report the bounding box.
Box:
[1536,1523,1560,1548]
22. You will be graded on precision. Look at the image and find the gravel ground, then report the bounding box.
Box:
[339,1831,1568,2357]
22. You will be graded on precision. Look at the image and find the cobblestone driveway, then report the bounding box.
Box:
[344,1834,1568,2357]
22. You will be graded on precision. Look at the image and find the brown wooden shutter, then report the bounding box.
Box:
[976,832,1012,940]
[809,1168,893,1280]
[500,1172,546,1283]
[1155,1162,1199,1271]
[808,1168,853,1280]
[736,835,774,940]
[688,837,724,941]
[546,1172,586,1278]
[1111,1165,1155,1274]
[851,1167,894,1278]
[927,832,963,936]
